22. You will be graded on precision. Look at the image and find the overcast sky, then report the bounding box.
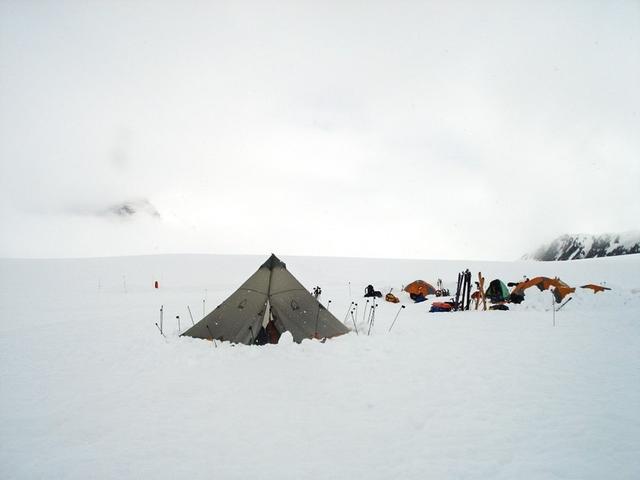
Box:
[1,0,638,260]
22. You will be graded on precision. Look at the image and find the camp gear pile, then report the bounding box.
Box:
[182,254,611,344]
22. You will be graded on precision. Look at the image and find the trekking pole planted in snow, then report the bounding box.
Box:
[203,289,208,317]
[556,297,573,312]
[349,310,359,335]
[187,306,195,326]
[155,322,166,338]
[327,300,332,313]
[313,302,322,339]
[160,305,164,335]
[362,299,369,324]
[367,304,378,336]
[176,315,181,334]
[205,324,218,348]
[372,303,379,334]
[354,303,359,325]
[388,305,406,332]
[366,302,375,328]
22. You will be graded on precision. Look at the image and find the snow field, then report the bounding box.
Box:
[0,254,639,479]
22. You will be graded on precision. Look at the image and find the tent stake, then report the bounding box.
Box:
[205,325,218,348]
[388,305,406,332]
[187,305,195,326]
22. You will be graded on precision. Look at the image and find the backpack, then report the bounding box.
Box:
[385,293,400,303]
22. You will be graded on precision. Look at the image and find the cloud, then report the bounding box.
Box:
[0,1,638,259]
[105,199,161,220]
[64,198,161,221]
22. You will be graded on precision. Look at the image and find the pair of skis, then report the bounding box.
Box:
[454,269,472,311]
[476,272,487,311]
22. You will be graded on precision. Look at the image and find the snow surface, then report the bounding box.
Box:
[1,254,639,479]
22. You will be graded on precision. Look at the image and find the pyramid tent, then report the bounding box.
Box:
[181,254,350,345]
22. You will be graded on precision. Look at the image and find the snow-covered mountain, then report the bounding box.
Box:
[524,231,640,261]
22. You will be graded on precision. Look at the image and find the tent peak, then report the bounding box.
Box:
[261,253,286,270]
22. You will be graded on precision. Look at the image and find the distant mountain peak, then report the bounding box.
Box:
[523,231,640,261]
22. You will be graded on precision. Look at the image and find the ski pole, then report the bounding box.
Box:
[327,300,332,313]
[388,305,406,332]
[349,310,359,335]
[176,315,181,334]
[187,305,195,326]
[367,302,375,328]
[362,299,369,324]
[155,322,166,338]
[160,305,164,335]
[555,297,573,312]
[367,303,378,335]
[313,302,321,339]
[367,304,378,336]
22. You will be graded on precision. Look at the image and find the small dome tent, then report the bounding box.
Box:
[404,280,436,297]
[485,279,510,303]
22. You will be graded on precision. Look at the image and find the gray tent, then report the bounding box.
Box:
[181,254,350,345]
